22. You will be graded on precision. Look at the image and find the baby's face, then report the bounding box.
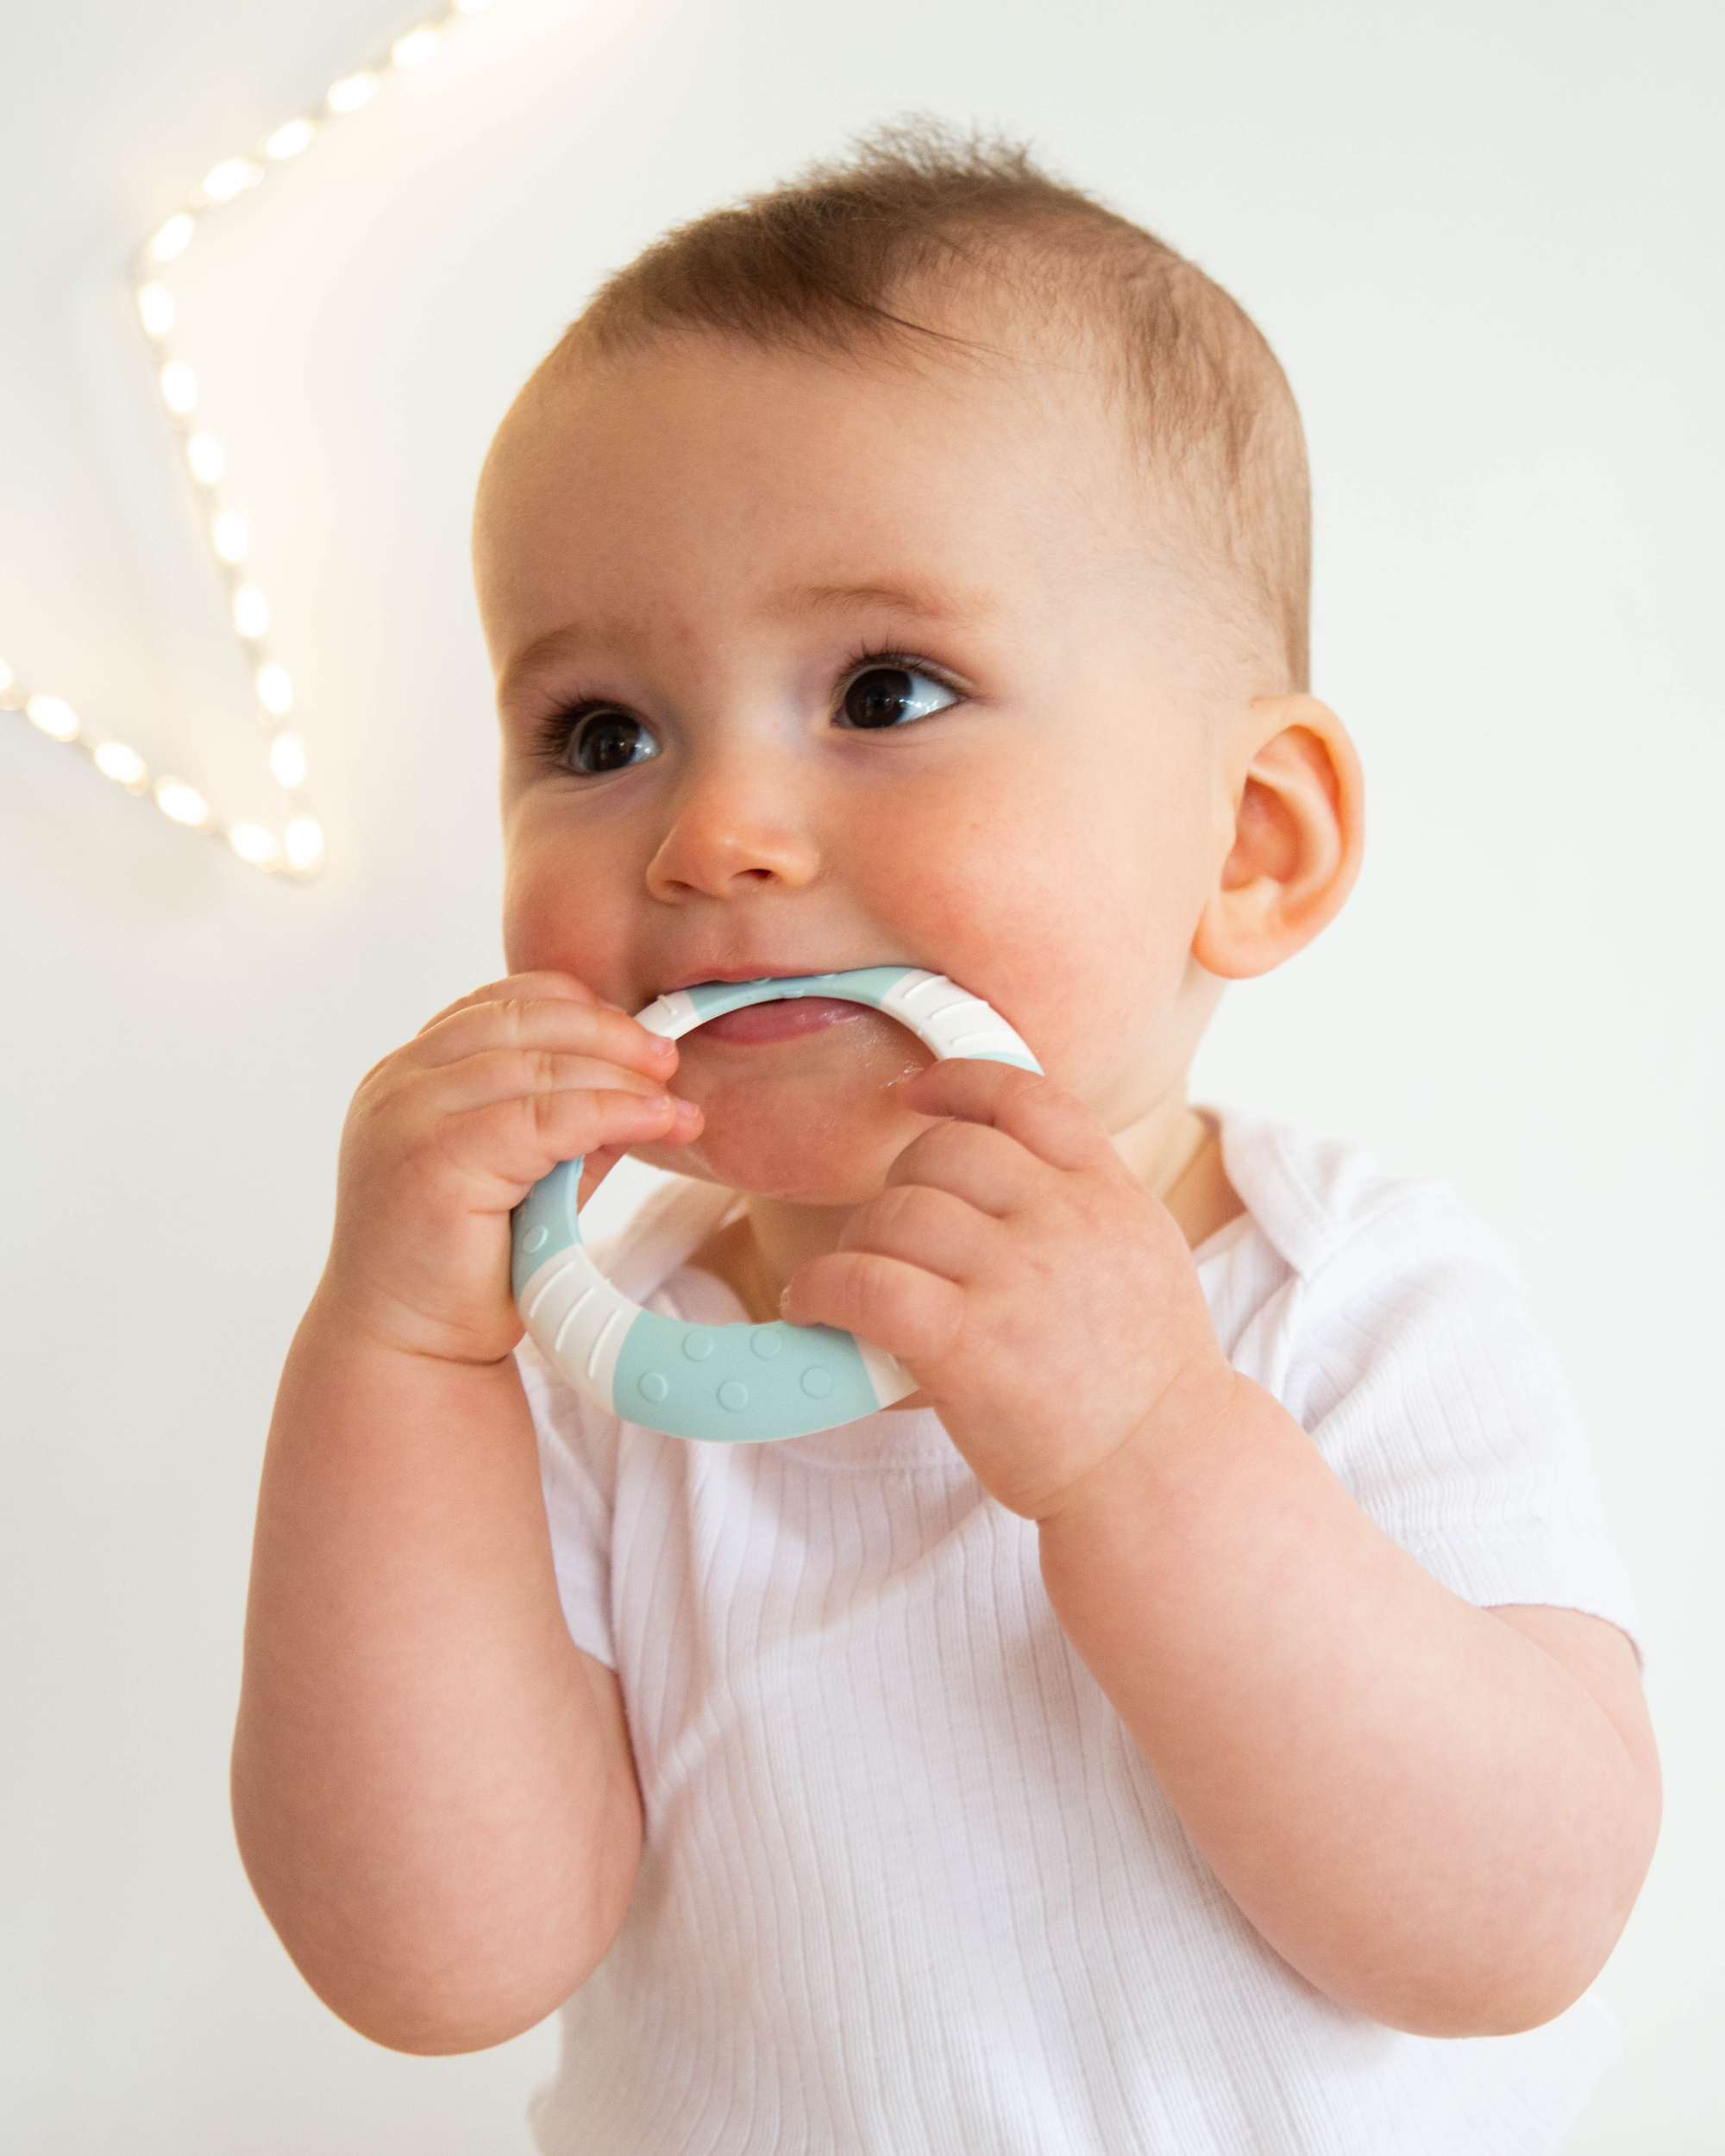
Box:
[477,323,1248,1205]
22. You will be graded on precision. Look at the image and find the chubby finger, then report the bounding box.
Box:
[417,1044,680,1116]
[893,1060,1114,1174]
[441,1086,700,1192]
[881,1114,1044,1218]
[782,1250,965,1368]
[419,970,607,1032]
[838,1180,999,1285]
[411,992,679,1083]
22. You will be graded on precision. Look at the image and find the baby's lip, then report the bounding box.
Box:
[652,959,899,998]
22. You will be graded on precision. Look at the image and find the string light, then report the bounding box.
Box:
[28,695,79,742]
[156,779,210,826]
[269,732,307,787]
[266,119,315,160]
[210,511,249,564]
[326,73,379,114]
[94,741,149,788]
[149,214,195,263]
[229,821,281,867]
[137,283,175,336]
[392,28,442,67]
[199,158,262,204]
[255,662,294,715]
[7,3,506,877]
[160,360,198,414]
[285,817,325,871]
[185,432,225,484]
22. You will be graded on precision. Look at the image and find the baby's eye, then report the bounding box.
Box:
[837,663,960,731]
[561,710,661,775]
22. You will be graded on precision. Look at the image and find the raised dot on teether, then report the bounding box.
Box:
[523,1225,549,1253]
[751,1328,784,1359]
[718,1381,750,1411]
[683,1330,714,1361]
[800,1366,834,1400]
[638,1371,669,1403]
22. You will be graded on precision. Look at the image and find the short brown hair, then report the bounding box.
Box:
[555,123,1310,689]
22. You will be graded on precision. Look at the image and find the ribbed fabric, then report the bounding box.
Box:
[518,1112,1640,2154]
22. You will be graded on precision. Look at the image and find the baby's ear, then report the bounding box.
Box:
[1191,695,1364,980]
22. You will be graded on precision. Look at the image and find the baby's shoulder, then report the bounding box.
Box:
[1205,1110,1559,1430]
[1214,1111,1508,1289]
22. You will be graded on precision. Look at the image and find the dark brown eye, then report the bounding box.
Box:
[566,711,659,774]
[839,665,957,730]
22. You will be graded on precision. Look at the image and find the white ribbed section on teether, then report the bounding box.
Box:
[857,1337,917,1409]
[637,988,699,1040]
[520,1245,637,1401]
[881,970,1030,1063]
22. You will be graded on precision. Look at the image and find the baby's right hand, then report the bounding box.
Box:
[318,972,700,1365]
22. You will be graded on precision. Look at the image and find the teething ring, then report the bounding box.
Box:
[511,966,1040,1443]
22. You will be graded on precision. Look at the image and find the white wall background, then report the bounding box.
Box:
[2,0,1718,2147]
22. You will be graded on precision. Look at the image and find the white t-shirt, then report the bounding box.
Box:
[518,1112,1641,2156]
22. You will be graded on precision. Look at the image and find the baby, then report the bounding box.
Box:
[234,132,1659,2153]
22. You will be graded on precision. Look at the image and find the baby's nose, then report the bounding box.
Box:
[643,765,820,899]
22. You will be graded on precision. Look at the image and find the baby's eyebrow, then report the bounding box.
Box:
[495,619,631,709]
[497,580,997,707]
[764,577,1000,625]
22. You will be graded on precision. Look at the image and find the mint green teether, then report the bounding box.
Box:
[511,967,1039,1442]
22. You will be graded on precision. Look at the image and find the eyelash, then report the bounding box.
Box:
[536,647,966,768]
[833,645,965,716]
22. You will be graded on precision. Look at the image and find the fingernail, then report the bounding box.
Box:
[646,1033,676,1058]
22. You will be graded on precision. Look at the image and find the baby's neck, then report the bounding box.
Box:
[687,1100,1241,1329]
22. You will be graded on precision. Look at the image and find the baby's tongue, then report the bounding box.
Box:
[695,996,869,1047]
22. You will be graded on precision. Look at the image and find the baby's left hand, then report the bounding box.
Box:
[781,1062,1233,1519]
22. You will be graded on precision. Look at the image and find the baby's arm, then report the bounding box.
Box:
[786,1061,1660,2039]
[233,975,698,2053]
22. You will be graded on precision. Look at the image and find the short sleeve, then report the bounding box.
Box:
[1262,1186,1643,1655]
[517,1337,619,1669]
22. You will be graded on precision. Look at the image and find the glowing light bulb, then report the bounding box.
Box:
[94,741,148,788]
[233,585,270,638]
[229,822,281,868]
[160,361,198,414]
[137,283,175,337]
[149,214,195,263]
[392,26,441,66]
[256,662,294,715]
[269,732,307,788]
[156,779,210,825]
[26,694,78,742]
[266,118,315,160]
[185,433,225,484]
[212,511,249,564]
[285,816,324,871]
[202,158,262,203]
[326,72,378,114]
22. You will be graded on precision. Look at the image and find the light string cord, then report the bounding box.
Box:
[0,0,500,879]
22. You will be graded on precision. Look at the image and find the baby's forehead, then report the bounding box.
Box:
[477,319,1206,663]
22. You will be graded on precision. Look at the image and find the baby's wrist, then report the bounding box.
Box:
[305,1263,521,1372]
[1032,1349,1243,1532]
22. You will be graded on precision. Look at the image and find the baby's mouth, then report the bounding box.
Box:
[693,996,869,1048]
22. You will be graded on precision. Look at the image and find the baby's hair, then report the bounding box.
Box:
[555,121,1310,689]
